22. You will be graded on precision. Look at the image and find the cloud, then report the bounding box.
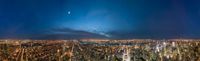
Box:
[29,28,109,40]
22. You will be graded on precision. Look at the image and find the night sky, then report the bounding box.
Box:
[0,0,200,39]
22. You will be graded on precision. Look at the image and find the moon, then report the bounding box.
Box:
[67,11,71,15]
